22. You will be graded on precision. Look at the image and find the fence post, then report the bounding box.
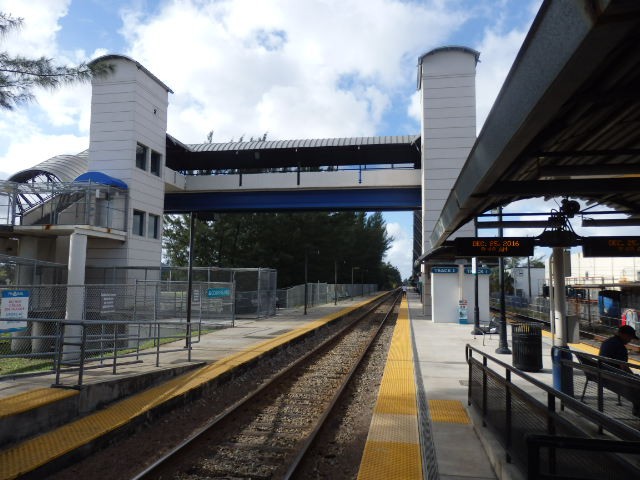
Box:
[156,320,161,367]
[527,439,541,479]
[482,356,488,426]
[54,320,64,386]
[232,272,236,327]
[78,324,87,387]
[505,369,512,463]
[112,321,118,375]
[133,280,138,323]
[547,393,557,475]
[255,269,260,317]
[467,347,473,406]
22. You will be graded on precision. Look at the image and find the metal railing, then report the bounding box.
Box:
[489,295,640,336]
[466,344,640,479]
[0,317,207,387]
[0,180,128,230]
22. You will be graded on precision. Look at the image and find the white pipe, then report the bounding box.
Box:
[552,247,567,346]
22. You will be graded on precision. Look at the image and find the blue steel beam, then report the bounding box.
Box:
[164,188,421,213]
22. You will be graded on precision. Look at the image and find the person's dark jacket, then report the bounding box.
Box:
[599,334,629,364]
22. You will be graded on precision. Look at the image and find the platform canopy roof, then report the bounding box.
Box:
[427,0,640,256]
[165,134,421,170]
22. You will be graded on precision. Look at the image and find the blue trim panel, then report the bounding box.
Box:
[164,188,421,213]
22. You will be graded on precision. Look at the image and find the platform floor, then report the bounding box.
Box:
[408,292,498,480]
[1,291,632,480]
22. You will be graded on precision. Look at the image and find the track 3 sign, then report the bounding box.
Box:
[454,237,534,257]
[582,237,640,257]
[207,287,231,298]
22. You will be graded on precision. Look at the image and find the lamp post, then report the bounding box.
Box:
[496,206,511,354]
[351,266,360,300]
[471,217,483,335]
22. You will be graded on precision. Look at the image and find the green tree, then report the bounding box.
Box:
[162,211,395,288]
[0,12,111,110]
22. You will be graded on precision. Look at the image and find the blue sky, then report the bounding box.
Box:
[0,0,548,279]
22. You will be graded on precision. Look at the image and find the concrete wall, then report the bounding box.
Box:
[431,266,490,323]
[184,169,420,191]
[510,267,545,297]
[88,57,170,271]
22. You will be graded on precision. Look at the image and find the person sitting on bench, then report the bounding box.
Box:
[599,325,639,416]
[599,325,638,374]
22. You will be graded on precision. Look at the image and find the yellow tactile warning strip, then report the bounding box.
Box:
[0,388,78,419]
[0,295,385,480]
[428,399,471,424]
[357,298,422,480]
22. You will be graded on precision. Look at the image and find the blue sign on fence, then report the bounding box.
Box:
[207,287,231,298]
[1,289,30,333]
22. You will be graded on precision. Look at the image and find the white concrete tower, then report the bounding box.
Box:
[87,55,172,278]
[418,46,479,317]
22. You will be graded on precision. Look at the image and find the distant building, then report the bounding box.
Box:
[507,267,545,298]
[568,252,640,284]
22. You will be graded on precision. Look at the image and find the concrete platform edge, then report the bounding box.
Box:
[0,363,204,448]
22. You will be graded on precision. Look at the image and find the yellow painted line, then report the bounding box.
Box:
[0,388,78,419]
[0,295,386,480]
[357,298,422,480]
[428,399,470,424]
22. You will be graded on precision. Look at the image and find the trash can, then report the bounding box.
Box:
[511,322,543,372]
[551,346,574,396]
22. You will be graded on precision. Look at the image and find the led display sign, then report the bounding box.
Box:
[582,237,640,257]
[454,237,535,257]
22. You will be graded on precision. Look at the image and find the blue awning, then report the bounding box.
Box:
[74,171,128,189]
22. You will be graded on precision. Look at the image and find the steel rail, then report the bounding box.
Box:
[131,291,400,480]
[280,291,401,479]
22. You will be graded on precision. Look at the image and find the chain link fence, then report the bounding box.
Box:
[0,280,235,385]
[85,266,277,318]
[490,293,640,336]
[277,283,377,309]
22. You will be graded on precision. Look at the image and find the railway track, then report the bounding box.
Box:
[491,307,640,354]
[133,292,401,480]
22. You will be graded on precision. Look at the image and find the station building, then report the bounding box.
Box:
[0,47,487,324]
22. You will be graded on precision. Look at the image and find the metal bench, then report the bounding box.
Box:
[573,350,640,416]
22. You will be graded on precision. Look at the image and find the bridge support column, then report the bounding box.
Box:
[63,232,87,362]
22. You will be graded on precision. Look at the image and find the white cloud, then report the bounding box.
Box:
[385,222,413,280]
[0,0,70,57]
[473,2,540,132]
[119,0,468,142]
[0,131,88,180]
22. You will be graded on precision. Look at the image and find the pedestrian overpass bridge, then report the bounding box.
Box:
[162,135,422,213]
